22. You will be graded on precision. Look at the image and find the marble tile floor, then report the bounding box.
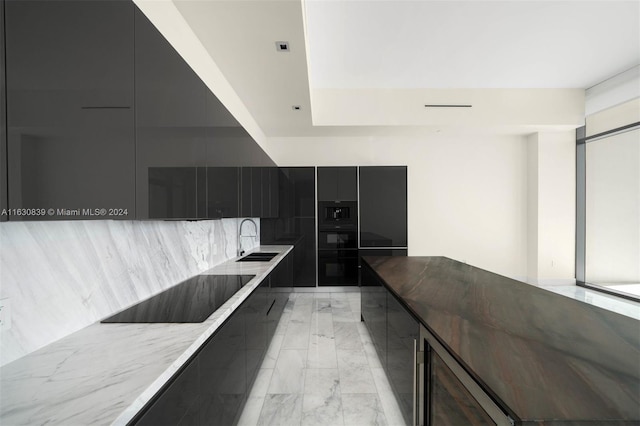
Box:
[237,292,407,426]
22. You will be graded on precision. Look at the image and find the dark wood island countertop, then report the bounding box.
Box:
[364,256,640,425]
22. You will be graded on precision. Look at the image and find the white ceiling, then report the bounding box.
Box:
[149,0,639,139]
[304,0,640,89]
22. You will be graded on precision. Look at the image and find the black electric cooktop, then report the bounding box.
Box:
[101,274,255,323]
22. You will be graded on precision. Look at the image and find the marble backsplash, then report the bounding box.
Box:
[0,218,259,367]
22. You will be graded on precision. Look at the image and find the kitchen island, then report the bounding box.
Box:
[362,256,640,425]
[0,245,292,425]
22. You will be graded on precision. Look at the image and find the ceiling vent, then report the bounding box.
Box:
[276,41,290,52]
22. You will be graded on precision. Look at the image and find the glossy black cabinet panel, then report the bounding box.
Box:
[317,167,357,201]
[240,167,263,217]
[149,168,199,219]
[244,280,268,392]
[1,1,7,222]
[135,7,207,219]
[261,168,316,286]
[207,167,239,218]
[318,249,359,286]
[359,167,407,247]
[270,252,293,288]
[284,167,315,218]
[135,356,200,426]
[199,312,247,425]
[5,0,135,220]
[361,263,387,367]
[387,292,419,425]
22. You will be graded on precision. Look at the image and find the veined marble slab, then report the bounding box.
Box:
[0,245,292,426]
[0,218,259,366]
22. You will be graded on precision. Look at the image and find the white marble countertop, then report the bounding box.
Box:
[0,245,293,426]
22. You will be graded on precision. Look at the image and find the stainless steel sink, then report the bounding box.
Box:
[236,252,279,262]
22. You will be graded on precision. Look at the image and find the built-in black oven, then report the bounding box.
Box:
[318,250,359,286]
[318,201,357,228]
[318,229,357,249]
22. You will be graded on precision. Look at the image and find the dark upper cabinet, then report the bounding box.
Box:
[148,167,207,220]
[135,15,275,220]
[207,167,239,218]
[240,167,261,217]
[4,0,135,220]
[260,168,316,286]
[239,167,278,219]
[1,1,7,222]
[135,7,207,219]
[317,167,357,201]
[359,166,408,247]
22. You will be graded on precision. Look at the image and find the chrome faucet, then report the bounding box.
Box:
[238,218,257,256]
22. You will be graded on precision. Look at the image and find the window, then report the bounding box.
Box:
[577,123,640,301]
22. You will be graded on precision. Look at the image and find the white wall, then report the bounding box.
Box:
[529,131,576,281]
[268,134,529,279]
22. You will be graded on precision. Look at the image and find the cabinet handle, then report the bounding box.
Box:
[266,299,276,316]
[81,106,131,109]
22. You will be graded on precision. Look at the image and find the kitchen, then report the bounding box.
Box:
[1,0,639,425]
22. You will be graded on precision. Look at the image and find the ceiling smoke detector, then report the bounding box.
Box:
[276,41,290,52]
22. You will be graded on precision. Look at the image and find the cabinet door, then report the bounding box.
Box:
[337,167,357,201]
[148,167,199,219]
[360,262,387,366]
[5,0,135,220]
[251,167,262,217]
[199,311,247,425]
[317,167,339,201]
[387,292,419,425]
[240,167,253,217]
[135,7,207,219]
[134,356,200,426]
[269,167,280,218]
[1,0,8,221]
[207,167,239,218]
[359,166,408,247]
[261,167,271,218]
[318,166,357,201]
[244,281,268,390]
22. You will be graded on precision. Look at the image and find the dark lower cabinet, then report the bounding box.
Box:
[363,259,508,426]
[133,255,289,426]
[135,355,201,426]
[361,260,418,425]
[387,292,419,425]
[361,263,388,368]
